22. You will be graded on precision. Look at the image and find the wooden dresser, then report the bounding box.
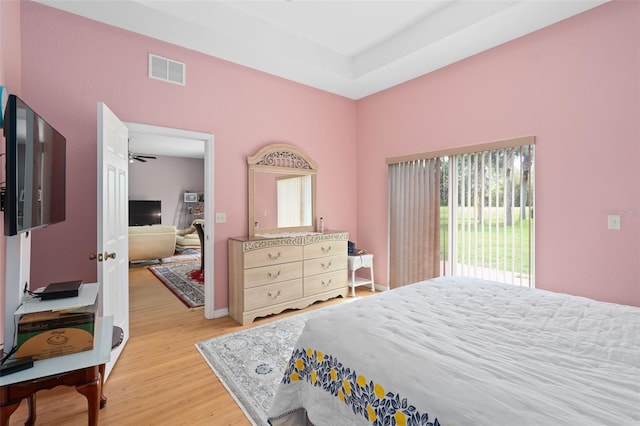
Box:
[228,232,349,325]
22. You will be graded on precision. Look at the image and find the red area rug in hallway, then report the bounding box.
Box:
[148,263,204,309]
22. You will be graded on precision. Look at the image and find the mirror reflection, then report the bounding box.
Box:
[254,173,312,229]
[248,143,317,237]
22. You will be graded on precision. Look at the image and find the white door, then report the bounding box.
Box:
[97,102,130,378]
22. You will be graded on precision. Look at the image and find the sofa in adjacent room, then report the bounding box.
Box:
[175,231,201,249]
[176,219,204,249]
[128,225,177,262]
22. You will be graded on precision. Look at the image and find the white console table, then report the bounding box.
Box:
[347,253,375,297]
[15,282,100,317]
[1,283,112,426]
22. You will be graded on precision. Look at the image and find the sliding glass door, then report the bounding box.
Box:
[388,138,535,288]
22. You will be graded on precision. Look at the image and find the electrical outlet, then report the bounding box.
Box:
[607,214,621,230]
[215,212,227,223]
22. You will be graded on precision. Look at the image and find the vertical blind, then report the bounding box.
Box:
[388,158,441,287]
[388,137,535,288]
[277,175,311,227]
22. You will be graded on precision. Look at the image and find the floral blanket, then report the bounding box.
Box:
[268,276,640,425]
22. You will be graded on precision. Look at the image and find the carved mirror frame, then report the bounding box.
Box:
[248,143,318,238]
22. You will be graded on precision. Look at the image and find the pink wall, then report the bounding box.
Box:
[0,1,22,91]
[16,2,358,310]
[356,1,640,306]
[254,172,278,230]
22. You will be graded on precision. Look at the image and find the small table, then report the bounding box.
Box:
[0,316,113,426]
[347,253,375,297]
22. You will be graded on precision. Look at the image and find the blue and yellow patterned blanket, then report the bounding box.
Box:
[268,276,640,425]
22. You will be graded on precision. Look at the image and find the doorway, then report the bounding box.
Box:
[124,122,215,318]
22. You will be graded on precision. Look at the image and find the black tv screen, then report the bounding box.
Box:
[3,95,66,236]
[129,200,161,226]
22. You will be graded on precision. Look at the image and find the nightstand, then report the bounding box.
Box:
[347,253,375,297]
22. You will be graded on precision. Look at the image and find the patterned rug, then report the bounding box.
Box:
[195,308,332,425]
[148,262,204,309]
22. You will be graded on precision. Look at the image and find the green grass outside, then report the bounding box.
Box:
[440,206,532,275]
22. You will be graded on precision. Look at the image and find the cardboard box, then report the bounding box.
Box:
[16,300,97,360]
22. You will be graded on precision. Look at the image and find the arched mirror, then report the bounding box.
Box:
[248,143,317,237]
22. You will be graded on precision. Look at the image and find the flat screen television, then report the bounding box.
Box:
[129,200,161,226]
[2,94,66,236]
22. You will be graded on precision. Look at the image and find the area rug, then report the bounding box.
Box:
[195,307,333,426]
[148,262,204,309]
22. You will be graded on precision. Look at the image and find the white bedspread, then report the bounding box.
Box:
[268,276,640,425]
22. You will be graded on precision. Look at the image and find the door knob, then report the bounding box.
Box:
[104,252,117,260]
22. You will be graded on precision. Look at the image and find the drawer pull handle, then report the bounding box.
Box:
[321,279,332,287]
[267,290,282,299]
[321,261,332,270]
[321,246,332,254]
[268,252,281,260]
[268,270,281,279]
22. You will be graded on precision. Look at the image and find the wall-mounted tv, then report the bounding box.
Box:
[2,94,66,236]
[129,200,161,226]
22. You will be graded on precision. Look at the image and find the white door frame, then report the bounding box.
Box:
[124,122,215,318]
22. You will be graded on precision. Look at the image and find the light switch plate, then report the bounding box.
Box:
[215,212,227,223]
[607,214,621,230]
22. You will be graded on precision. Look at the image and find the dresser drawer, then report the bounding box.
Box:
[304,254,348,277]
[244,245,302,269]
[244,279,303,311]
[304,270,347,297]
[304,240,347,260]
[244,262,303,289]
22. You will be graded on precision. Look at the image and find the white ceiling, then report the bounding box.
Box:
[38,0,607,101]
[37,0,607,158]
[128,132,205,159]
[126,122,206,159]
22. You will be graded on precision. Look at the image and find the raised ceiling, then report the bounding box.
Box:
[37,0,607,100]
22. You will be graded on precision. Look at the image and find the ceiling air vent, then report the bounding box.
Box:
[148,53,186,86]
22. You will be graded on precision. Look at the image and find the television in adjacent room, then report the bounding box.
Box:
[129,200,161,226]
[2,94,66,236]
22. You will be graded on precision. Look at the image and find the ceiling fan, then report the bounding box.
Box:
[128,152,157,163]
[128,138,157,163]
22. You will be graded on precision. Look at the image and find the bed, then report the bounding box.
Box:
[267,276,640,425]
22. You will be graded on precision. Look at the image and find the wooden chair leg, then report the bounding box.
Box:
[99,364,107,409]
[25,394,36,426]
[75,378,101,426]
[0,403,21,426]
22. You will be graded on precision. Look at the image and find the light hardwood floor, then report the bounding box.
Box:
[7,262,372,426]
